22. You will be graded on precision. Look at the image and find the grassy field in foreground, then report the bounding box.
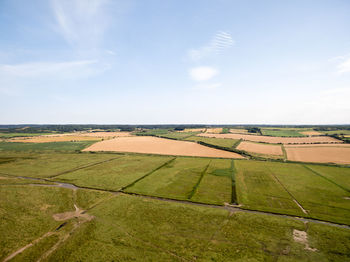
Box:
[5,191,349,262]
[235,160,350,225]
[0,185,111,261]
[55,155,172,191]
[0,141,96,152]
[190,159,233,205]
[0,152,118,178]
[125,157,209,200]
[185,135,239,148]
[261,129,305,137]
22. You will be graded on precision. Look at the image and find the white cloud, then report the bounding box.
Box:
[189,66,218,81]
[337,57,350,74]
[51,0,110,48]
[188,31,235,61]
[0,60,109,78]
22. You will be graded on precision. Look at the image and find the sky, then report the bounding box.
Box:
[1,0,350,125]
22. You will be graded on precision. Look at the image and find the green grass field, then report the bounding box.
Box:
[1,143,350,260]
[125,157,209,200]
[2,188,350,261]
[261,129,305,137]
[235,160,305,216]
[235,160,350,225]
[0,133,54,138]
[55,155,172,191]
[0,152,118,178]
[320,130,350,135]
[185,135,239,148]
[190,159,233,205]
[0,141,96,152]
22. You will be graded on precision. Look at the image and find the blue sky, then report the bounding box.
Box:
[1,0,350,124]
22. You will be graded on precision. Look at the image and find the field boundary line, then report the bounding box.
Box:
[187,161,211,200]
[48,156,125,178]
[267,169,308,214]
[232,139,242,149]
[281,144,287,161]
[230,160,237,204]
[302,165,350,193]
[121,157,176,191]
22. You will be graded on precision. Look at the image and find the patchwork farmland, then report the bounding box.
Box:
[1,126,350,261]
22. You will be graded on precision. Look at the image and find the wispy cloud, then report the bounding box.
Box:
[0,60,109,78]
[189,66,218,81]
[188,31,235,61]
[337,57,350,74]
[51,0,111,48]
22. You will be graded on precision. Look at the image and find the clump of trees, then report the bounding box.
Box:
[247,127,261,134]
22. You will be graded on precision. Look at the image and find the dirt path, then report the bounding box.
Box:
[2,232,54,262]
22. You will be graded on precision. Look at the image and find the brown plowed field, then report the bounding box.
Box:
[197,133,342,144]
[285,145,350,164]
[237,141,283,156]
[83,136,244,158]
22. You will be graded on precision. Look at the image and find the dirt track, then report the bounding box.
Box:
[237,141,283,156]
[198,133,342,144]
[83,136,244,158]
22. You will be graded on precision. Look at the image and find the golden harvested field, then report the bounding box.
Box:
[285,145,350,164]
[300,131,322,136]
[285,144,350,148]
[180,128,206,132]
[10,135,102,143]
[78,131,132,137]
[237,141,283,156]
[197,133,342,144]
[205,128,223,133]
[8,132,132,143]
[83,136,244,158]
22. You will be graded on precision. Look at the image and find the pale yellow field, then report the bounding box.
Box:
[197,133,342,144]
[299,131,322,136]
[181,128,206,132]
[78,132,132,137]
[83,136,244,158]
[10,135,102,143]
[205,128,222,133]
[237,141,283,156]
[285,145,350,164]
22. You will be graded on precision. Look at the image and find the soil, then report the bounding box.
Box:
[293,229,317,251]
